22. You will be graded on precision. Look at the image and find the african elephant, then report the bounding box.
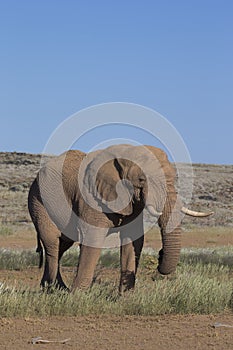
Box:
[28,144,212,293]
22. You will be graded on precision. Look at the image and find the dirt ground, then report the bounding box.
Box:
[1,228,233,350]
[0,314,233,350]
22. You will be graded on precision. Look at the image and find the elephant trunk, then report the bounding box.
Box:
[158,226,181,275]
[157,196,182,275]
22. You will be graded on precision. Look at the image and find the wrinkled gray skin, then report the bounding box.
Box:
[28,145,183,293]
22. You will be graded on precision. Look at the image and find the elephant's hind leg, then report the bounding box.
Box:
[29,195,61,289]
[29,180,70,290]
[55,237,74,290]
[40,225,61,290]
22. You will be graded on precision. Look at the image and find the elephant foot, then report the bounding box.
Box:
[40,280,70,293]
[152,269,176,281]
[71,276,94,292]
[56,284,70,292]
[119,270,135,294]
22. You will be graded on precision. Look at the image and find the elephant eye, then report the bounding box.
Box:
[139,175,146,185]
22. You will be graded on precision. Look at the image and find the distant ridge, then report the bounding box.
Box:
[0,152,232,226]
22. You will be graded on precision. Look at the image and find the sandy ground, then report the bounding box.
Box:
[0,228,233,350]
[0,314,233,350]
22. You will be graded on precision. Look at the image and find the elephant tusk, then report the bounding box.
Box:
[181,207,214,217]
[146,205,162,217]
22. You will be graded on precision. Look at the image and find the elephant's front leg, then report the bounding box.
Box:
[119,214,144,293]
[71,227,108,291]
[71,245,102,291]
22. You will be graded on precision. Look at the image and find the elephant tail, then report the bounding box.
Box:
[36,234,43,269]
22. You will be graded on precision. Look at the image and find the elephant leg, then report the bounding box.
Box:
[28,187,61,289]
[40,235,60,289]
[32,223,61,289]
[119,214,144,293]
[119,236,144,293]
[55,237,74,290]
[71,245,102,291]
[35,219,61,289]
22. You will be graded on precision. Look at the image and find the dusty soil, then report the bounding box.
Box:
[0,314,233,350]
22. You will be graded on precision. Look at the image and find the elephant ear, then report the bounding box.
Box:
[85,157,133,216]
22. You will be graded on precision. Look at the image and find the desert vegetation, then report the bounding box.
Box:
[0,245,232,318]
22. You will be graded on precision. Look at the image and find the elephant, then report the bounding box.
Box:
[28,144,212,293]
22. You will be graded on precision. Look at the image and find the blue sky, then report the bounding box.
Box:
[0,0,232,164]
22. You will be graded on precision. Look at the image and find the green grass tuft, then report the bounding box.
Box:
[0,249,38,270]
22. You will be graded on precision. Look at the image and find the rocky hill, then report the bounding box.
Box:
[0,152,232,227]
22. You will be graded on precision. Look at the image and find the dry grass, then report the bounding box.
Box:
[0,247,232,317]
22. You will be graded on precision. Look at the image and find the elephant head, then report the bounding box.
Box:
[83,144,166,219]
